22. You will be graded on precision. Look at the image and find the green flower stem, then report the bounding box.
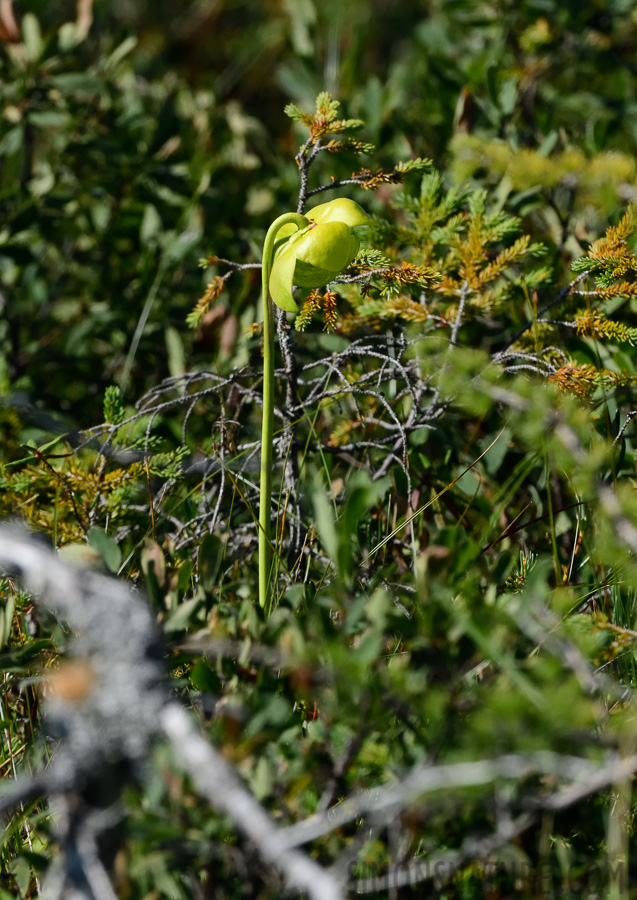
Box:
[259,213,308,616]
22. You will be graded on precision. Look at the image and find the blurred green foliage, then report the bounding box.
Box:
[4,1,637,898]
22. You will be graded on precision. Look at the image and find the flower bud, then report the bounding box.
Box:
[269,199,370,313]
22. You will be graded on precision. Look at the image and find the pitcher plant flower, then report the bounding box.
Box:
[259,198,371,615]
[269,198,371,313]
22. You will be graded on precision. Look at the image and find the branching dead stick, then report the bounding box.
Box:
[423,278,470,420]
[276,307,304,558]
[296,137,322,212]
[160,703,344,900]
[306,176,377,198]
[210,258,262,270]
[613,410,637,446]
[335,267,393,283]
[500,270,591,352]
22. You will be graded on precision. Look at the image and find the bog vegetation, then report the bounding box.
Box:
[3,2,637,898]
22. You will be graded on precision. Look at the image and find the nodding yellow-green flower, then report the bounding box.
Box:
[269,198,371,313]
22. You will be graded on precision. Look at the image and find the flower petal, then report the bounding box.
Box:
[288,221,359,272]
[306,197,371,229]
[269,242,300,312]
[293,259,340,287]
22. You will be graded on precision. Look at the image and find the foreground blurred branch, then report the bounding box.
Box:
[279,750,637,850]
[0,527,342,900]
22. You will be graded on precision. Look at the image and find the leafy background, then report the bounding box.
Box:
[4,1,637,898]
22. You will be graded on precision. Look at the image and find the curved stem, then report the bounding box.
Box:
[259,213,308,616]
